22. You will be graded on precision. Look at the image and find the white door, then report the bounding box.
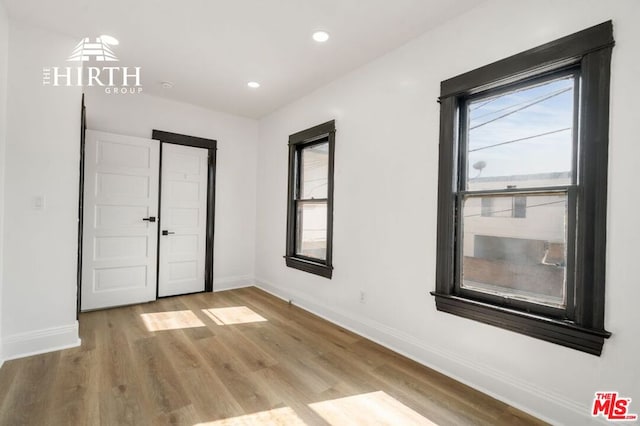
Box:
[158,143,209,297]
[81,130,159,311]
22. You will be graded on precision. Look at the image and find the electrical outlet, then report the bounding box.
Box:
[359,290,365,303]
[34,195,46,211]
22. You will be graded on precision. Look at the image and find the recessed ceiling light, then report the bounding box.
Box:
[99,35,119,45]
[247,81,260,88]
[312,31,330,43]
[160,81,174,89]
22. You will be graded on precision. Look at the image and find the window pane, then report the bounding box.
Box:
[466,76,575,191]
[300,142,328,199]
[481,197,494,217]
[513,196,527,218]
[296,201,327,260]
[461,193,567,307]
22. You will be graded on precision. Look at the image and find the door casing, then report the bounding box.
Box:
[76,95,86,317]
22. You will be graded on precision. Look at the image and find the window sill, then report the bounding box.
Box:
[431,292,611,356]
[285,256,333,279]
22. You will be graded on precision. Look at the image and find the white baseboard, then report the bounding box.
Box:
[2,322,81,361]
[213,274,254,292]
[254,278,597,426]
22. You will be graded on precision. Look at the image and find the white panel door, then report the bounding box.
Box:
[158,143,208,297]
[82,130,159,311]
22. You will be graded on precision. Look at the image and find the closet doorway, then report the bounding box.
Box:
[79,129,216,311]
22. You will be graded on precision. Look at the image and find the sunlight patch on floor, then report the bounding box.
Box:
[308,391,437,425]
[140,310,206,331]
[193,407,306,425]
[202,306,268,325]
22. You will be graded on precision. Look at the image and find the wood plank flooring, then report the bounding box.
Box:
[0,287,546,425]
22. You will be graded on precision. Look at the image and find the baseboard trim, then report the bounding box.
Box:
[213,275,254,292]
[254,278,593,425]
[2,322,81,361]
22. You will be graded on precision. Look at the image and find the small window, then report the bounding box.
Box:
[480,197,494,217]
[285,120,335,278]
[433,22,614,355]
[512,196,527,218]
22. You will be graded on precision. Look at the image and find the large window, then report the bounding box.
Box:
[285,120,335,278]
[433,22,614,355]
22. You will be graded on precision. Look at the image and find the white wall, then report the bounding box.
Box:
[0,1,9,366]
[84,88,258,290]
[1,21,82,359]
[255,0,640,424]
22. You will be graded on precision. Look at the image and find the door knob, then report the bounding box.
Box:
[142,216,156,222]
[162,230,175,236]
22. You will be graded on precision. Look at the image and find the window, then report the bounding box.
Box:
[433,22,614,355]
[285,120,336,278]
[512,196,527,218]
[480,197,494,217]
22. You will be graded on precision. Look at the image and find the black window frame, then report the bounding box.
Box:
[285,120,336,278]
[432,21,614,356]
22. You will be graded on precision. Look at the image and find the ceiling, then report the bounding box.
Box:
[3,0,483,118]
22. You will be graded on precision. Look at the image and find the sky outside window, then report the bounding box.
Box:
[466,76,575,188]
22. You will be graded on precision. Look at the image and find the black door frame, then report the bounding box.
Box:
[152,129,217,296]
[76,94,86,317]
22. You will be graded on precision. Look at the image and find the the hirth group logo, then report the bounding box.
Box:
[592,392,638,422]
[43,35,142,94]
[67,37,119,62]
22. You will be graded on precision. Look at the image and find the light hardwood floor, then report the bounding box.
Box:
[0,287,546,425]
